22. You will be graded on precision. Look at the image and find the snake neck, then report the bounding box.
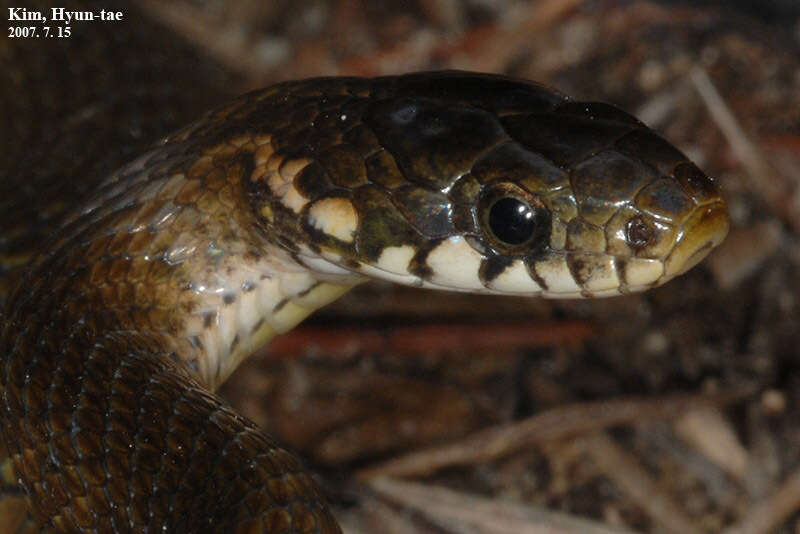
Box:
[183,255,358,389]
[6,139,362,392]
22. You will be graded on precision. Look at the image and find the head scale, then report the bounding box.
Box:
[248,72,729,297]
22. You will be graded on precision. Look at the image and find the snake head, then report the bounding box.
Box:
[252,72,729,297]
[456,140,729,298]
[448,98,731,297]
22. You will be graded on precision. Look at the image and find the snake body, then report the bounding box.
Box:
[1,8,729,533]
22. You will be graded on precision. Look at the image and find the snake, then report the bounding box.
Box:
[1,4,729,533]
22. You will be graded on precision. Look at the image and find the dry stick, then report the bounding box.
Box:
[577,433,703,534]
[367,477,643,534]
[358,389,751,480]
[674,407,750,479]
[723,467,800,534]
[690,68,770,181]
[690,67,800,233]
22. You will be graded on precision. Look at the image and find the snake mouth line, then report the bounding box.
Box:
[664,200,729,279]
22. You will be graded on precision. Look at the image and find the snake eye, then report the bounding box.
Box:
[488,197,537,245]
[478,184,551,255]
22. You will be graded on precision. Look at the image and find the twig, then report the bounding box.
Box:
[690,67,771,185]
[367,477,642,534]
[578,433,704,534]
[723,466,800,534]
[691,67,800,233]
[358,389,751,480]
[674,407,750,479]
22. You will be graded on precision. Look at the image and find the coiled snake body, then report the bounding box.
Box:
[1,8,728,533]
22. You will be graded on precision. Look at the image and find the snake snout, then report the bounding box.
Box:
[613,159,729,286]
[651,162,730,279]
[664,200,729,277]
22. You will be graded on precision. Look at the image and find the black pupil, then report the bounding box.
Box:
[488,197,537,245]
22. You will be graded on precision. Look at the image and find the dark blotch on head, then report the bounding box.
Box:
[408,240,443,280]
[566,255,590,286]
[353,185,420,261]
[294,161,337,199]
[479,255,513,284]
[524,257,549,290]
[317,145,368,189]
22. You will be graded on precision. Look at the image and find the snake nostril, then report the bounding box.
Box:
[625,216,654,250]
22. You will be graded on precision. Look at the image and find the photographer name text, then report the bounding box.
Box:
[8,7,123,23]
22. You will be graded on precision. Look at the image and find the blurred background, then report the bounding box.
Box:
[41,1,800,532]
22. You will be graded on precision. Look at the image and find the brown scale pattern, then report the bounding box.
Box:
[1,2,339,531]
[2,125,342,532]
